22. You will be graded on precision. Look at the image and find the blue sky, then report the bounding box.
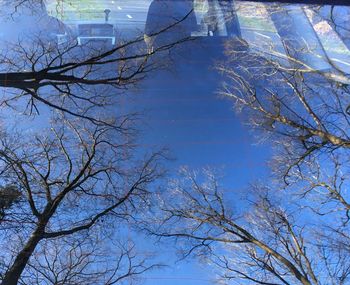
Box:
[123,39,270,284]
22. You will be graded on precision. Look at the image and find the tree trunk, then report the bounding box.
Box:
[0,72,39,89]
[1,224,45,285]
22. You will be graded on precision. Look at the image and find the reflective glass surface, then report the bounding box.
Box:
[0,1,349,285]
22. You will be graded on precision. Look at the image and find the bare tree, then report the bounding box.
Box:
[148,168,350,285]
[0,2,195,284]
[139,4,350,285]
[21,236,160,285]
[216,11,350,217]
[0,0,193,125]
[0,113,165,285]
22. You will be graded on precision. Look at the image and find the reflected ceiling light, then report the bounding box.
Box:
[126,14,132,19]
[117,6,122,10]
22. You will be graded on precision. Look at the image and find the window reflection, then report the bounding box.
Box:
[0,0,349,78]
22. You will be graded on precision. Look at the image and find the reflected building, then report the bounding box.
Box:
[0,0,349,79]
[44,0,241,38]
[44,1,349,73]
